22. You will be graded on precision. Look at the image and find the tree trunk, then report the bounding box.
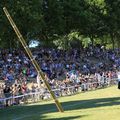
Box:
[110,33,115,50]
[90,35,94,48]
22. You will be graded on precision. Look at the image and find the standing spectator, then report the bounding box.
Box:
[3,85,11,106]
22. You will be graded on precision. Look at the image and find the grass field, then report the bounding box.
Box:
[1,85,120,120]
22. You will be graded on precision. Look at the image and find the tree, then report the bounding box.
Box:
[0,0,44,48]
[104,0,120,49]
[42,0,65,39]
[77,1,105,47]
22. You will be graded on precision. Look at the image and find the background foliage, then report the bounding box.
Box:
[0,0,120,49]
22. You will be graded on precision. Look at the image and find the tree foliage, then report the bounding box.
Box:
[0,0,120,49]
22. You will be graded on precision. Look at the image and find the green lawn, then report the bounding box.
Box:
[1,85,120,120]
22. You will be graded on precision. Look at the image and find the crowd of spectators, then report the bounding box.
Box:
[0,45,119,106]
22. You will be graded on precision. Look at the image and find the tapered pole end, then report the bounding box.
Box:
[3,7,6,10]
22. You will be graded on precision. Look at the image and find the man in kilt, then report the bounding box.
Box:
[117,70,120,89]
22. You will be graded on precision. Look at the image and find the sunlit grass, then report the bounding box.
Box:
[1,85,120,120]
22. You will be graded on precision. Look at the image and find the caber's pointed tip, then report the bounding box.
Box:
[3,7,6,10]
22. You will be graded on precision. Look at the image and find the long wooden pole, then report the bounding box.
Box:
[3,7,64,112]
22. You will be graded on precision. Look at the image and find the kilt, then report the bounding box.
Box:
[118,81,120,89]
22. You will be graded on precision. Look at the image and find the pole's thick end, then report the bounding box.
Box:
[55,99,64,112]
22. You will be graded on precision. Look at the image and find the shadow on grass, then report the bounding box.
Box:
[0,97,120,120]
[44,116,85,120]
[25,115,86,120]
[62,97,120,111]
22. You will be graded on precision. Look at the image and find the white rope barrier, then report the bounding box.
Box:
[0,78,117,107]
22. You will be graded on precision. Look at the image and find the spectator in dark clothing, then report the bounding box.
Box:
[3,85,11,106]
